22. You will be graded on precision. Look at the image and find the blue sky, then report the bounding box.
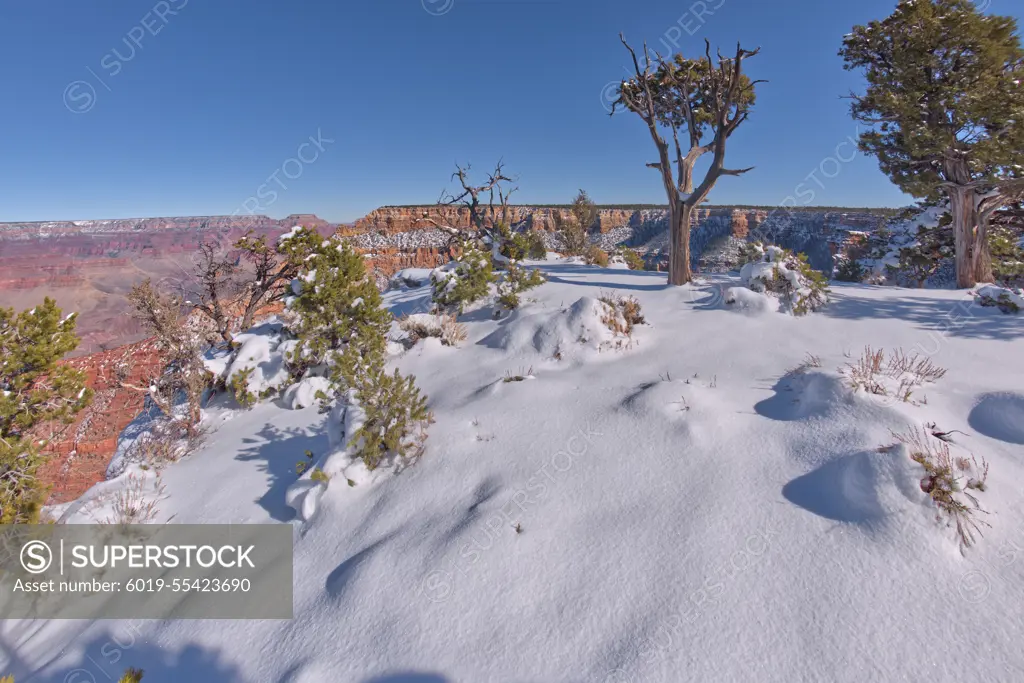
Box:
[1,0,1020,223]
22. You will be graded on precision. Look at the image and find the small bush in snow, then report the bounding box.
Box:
[288,236,392,382]
[309,467,330,483]
[228,366,259,408]
[503,366,534,383]
[552,189,598,256]
[584,245,610,267]
[832,257,866,283]
[431,241,495,314]
[616,247,646,271]
[841,346,946,403]
[398,313,467,347]
[497,263,546,310]
[598,292,643,337]
[888,426,990,550]
[113,419,202,475]
[500,227,547,261]
[738,244,830,315]
[346,367,432,471]
[91,472,165,527]
[973,285,1022,314]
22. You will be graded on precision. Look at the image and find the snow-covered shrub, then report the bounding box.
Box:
[431,241,496,314]
[206,324,293,407]
[584,245,609,267]
[283,376,333,409]
[398,313,467,346]
[973,285,1023,314]
[228,367,258,408]
[735,244,830,315]
[499,226,547,261]
[840,346,946,403]
[497,262,546,310]
[287,236,392,383]
[888,426,990,550]
[832,256,866,283]
[345,367,432,471]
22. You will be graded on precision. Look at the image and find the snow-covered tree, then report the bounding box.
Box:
[287,235,392,386]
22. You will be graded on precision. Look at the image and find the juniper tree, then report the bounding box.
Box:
[841,0,1024,287]
[614,36,762,285]
[0,299,91,523]
[552,189,598,256]
[287,235,392,385]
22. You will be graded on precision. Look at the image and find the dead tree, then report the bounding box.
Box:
[190,241,239,344]
[418,161,520,259]
[615,36,762,285]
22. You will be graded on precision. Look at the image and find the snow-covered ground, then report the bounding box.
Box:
[7,262,1024,683]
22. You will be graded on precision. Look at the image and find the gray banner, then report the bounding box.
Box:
[0,524,293,619]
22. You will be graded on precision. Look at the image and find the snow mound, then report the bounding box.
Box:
[204,324,292,397]
[283,376,332,410]
[968,392,1024,445]
[285,391,381,523]
[783,448,927,524]
[492,296,634,360]
[973,285,1023,313]
[723,286,780,314]
[755,371,852,422]
[390,267,434,288]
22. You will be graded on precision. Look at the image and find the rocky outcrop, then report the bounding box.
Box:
[34,338,165,504]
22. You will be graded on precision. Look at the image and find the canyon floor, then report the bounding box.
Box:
[5,260,1024,683]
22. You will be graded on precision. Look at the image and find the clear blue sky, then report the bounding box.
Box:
[1,0,1020,223]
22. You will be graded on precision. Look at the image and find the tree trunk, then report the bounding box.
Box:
[972,209,995,284]
[668,202,693,286]
[949,186,977,288]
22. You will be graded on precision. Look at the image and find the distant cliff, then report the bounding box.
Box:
[341,205,890,275]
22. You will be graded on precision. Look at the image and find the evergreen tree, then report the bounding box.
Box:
[552,190,598,256]
[0,299,91,523]
[840,0,1024,287]
[288,235,392,384]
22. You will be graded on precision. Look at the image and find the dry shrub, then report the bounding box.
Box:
[503,366,534,383]
[890,426,990,550]
[110,420,204,477]
[787,352,822,375]
[599,293,646,335]
[398,313,467,347]
[585,245,609,267]
[85,473,167,526]
[842,346,946,402]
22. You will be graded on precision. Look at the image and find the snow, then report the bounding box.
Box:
[390,267,435,288]
[205,324,292,396]
[974,284,1024,311]
[276,225,304,245]
[283,376,332,410]
[14,261,1024,682]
